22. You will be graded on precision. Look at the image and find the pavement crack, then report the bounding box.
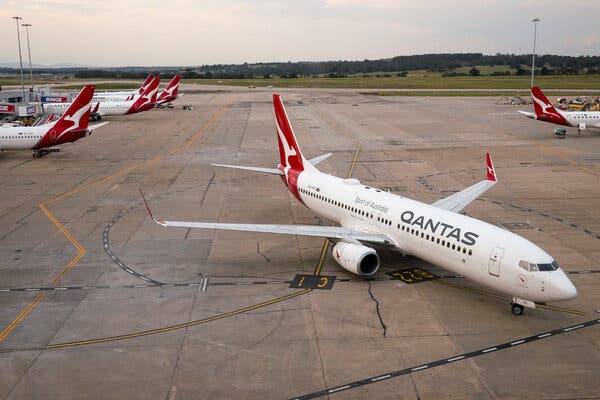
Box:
[366,280,387,338]
[199,172,215,206]
[257,242,270,262]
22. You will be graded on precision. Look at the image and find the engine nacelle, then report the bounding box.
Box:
[332,242,380,276]
[578,123,586,131]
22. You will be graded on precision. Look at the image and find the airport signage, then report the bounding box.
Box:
[0,104,16,113]
[41,96,68,103]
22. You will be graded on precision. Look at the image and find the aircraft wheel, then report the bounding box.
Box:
[511,303,524,316]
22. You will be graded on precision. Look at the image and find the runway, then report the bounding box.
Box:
[0,87,599,399]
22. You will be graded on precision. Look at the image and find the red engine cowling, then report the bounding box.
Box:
[332,242,380,276]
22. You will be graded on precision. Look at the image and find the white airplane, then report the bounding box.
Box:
[0,85,108,157]
[519,87,600,135]
[142,94,577,315]
[43,76,160,119]
[92,74,154,101]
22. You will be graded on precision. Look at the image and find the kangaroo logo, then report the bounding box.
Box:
[533,93,558,116]
[55,102,90,140]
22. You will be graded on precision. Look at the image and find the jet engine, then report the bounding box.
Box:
[578,123,586,131]
[332,242,380,276]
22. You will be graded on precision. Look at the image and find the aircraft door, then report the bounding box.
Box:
[488,247,504,277]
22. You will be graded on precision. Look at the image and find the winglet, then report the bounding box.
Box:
[140,190,166,226]
[486,153,497,182]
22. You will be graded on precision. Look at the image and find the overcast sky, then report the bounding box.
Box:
[0,0,598,67]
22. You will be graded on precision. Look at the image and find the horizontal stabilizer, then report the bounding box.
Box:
[88,122,109,131]
[518,110,536,119]
[211,163,284,175]
[308,153,332,166]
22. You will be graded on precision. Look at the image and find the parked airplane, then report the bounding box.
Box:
[143,94,577,315]
[155,75,181,105]
[0,85,107,157]
[519,87,600,135]
[92,74,154,101]
[44,76,160,119]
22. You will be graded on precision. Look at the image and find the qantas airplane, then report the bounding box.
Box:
[142,94,577,315]
[44,76,160,120]
[520,86,600,134]
[0,85,107,157]
[92,74,154,101]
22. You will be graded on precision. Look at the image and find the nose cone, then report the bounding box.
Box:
[551,272,578,301]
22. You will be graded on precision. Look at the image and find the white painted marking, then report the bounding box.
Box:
[564,324,584,332]
[25,288,39,291]
[447,355,465,362]
[482,347,497,353]
[140,276,150,282]
[371,374,391,382]
[163,284,174,287]
[510,340,525,346]
[537,333,551,338]
[201,279,208,291]
[328,385,351,393]
[0,289,10,292]
[411,365,428,371]
[236,282,253,285]
[56,287,67,290]
[125,268,133,273]
[134,285,146,288]
[82,286,92,290]
[267,281,285,284]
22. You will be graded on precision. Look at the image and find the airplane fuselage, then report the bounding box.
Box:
[294,169,575,303]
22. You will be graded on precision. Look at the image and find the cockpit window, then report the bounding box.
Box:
[519,260,559,272]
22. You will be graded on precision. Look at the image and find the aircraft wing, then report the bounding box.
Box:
[141,192,392,245]
[431,153,497,213]
[518,110,536,119]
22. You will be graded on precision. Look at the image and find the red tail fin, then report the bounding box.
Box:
[35,85,94,149]
[531,87,569,126]
[130,76,160,113]
[138,74,153,94]
[157,75,180,102]
[273,94,305,172]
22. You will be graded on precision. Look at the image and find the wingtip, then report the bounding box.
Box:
[140,190,166,226]
[486,153,497,182]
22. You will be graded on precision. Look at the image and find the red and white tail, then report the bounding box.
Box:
[131,76,160,112]
[157,74,180,103]
[531,87,569,126]
[273,94,315,173]
[51,85,94,133]
[138,74,153,94]
[35,85,94,149]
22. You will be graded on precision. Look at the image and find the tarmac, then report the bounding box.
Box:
[0,86,599,399]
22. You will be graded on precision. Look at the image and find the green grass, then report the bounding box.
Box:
[187,74,600,90]
[57,83,140,90]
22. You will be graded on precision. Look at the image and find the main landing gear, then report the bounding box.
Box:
[511,303,525,315]
[33,148,60,158]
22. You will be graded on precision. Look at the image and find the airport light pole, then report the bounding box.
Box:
[531,17,540,88]
[22,23,34,93]
[12,16,26,104]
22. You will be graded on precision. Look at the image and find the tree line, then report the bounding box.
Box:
[1,53,598,79]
